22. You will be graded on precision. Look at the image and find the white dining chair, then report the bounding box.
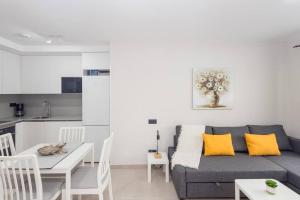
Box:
[59,127,86,167]
[62,132,114,200]
[59,127,85,144]
[0,133,16,156]
[0,154,63,200]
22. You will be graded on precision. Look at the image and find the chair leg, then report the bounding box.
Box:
[108,177,114,200]
[81,160,85,166]
[98,193,104,200]
[61,190,65,200]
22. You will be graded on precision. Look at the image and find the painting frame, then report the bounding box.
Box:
[192,68,233,110]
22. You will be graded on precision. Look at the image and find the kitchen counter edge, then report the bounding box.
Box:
[0,116,82,129]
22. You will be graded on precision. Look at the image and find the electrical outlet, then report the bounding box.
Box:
[148,119,157,124]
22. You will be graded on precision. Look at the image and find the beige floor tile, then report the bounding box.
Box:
[70,167,231,200]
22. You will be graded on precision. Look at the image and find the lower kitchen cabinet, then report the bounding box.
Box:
[15,121,82,153]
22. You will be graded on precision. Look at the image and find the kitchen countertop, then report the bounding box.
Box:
[0,116,82,129]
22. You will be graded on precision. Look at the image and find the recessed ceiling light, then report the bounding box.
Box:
[16,33,32,39]
[45,40,52,44]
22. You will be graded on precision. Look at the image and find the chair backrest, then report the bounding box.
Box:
[59,127,85,144]
[0,155,43,200]
[97,132,114,188]
[0,133,16,156]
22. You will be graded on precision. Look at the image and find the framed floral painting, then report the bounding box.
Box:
[192,68,233,110]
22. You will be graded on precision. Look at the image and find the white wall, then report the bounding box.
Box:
[110,40,278,165]
[276,44,300,138]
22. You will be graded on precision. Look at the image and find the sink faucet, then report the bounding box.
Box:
[42,100,51,118]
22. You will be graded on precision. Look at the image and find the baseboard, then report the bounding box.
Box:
[83,162,148,169]
[111,164,147,169]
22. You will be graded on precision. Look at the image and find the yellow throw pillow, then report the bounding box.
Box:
[245,133,281,156]
[203,133,235,156]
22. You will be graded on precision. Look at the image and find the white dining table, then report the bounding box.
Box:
[18,143,95,200]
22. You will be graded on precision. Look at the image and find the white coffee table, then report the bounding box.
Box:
[147,152,169,183]
[235,179,300,200]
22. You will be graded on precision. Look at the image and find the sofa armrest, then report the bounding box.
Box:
[174,135,178,147]
[289,136,300,155]
[172,165,187,199]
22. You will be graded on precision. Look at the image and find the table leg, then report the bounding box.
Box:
[66,171,72,200]
[147,163,151,183]
[235,184,240,200]
[165,163,169,183]
[91,144,95,167]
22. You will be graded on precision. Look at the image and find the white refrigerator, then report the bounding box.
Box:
[82,69,110,161]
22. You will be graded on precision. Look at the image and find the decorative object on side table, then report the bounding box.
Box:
[193,68,233,110]
[154,130,161,159]
[265,179,278,194]
[37,143,67,156]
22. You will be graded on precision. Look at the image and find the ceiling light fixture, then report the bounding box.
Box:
[16,33,32,39]
[45,40,52,44]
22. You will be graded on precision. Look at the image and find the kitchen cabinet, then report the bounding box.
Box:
[0,50,21,94]
[82,52,109,69]
[0,52,2,93]
[15,121,82,152]
[21,55,81,94]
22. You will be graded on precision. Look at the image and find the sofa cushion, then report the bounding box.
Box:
[245,133,281,156]
[176,125,181,136]
[212,126,249,152]
[288,136,300,155]
[185,153,287,183]
[265,151,300,189]
[248,125,292,150]
[203,133,235,156]
[168,147,176,161]
[205,126,213,134]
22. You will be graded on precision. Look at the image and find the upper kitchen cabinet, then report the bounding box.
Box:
[82,52,110,69]
[21,55,81,94]
[0,50,21,94]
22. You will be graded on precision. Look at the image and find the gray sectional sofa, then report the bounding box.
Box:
[168,125,300,199]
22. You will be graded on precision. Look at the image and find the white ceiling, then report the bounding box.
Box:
[0,0,300,46]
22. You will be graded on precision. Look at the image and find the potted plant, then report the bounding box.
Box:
[265,179,278,194]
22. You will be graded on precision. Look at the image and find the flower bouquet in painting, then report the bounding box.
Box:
[193,69,231,109]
